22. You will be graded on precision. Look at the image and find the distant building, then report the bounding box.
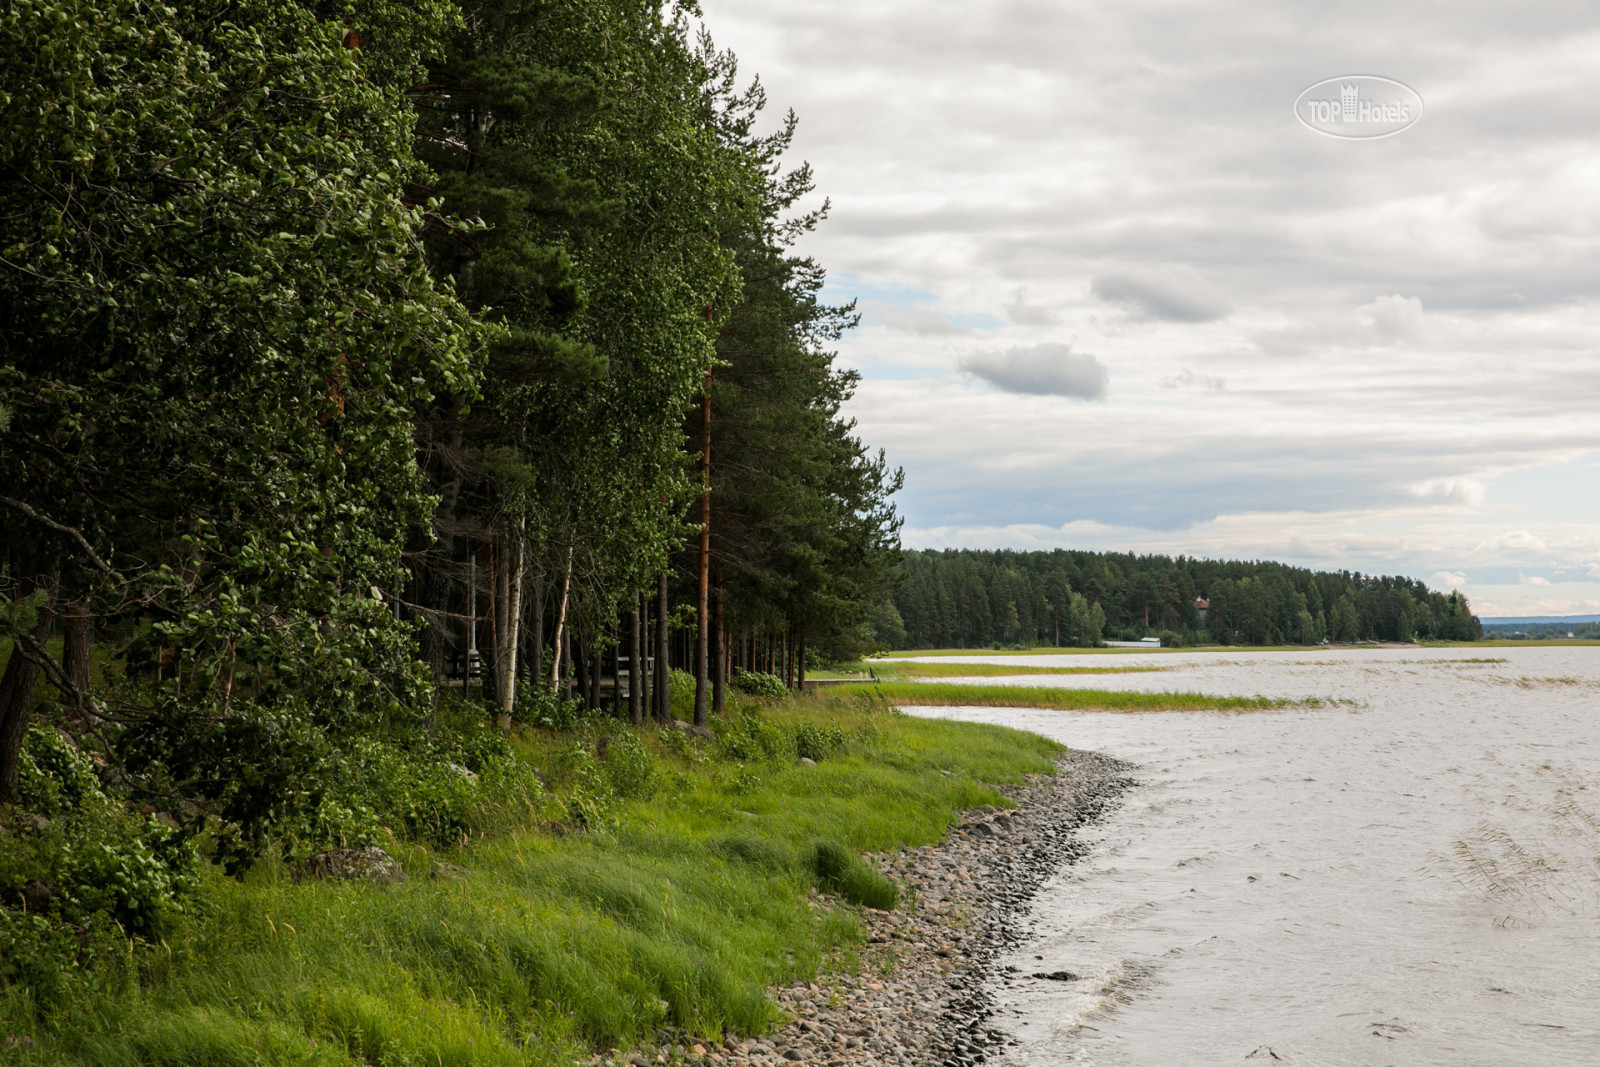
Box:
[1195,597,1210,625]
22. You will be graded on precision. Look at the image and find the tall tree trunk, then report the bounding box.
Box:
[796,630,806,692]
[0,573,57,806]
[549,544,574,690]
[628,602,643,724]
[419,560,450,704]
[529,571,546,687]
[637,591,650,720]
[588,626,601,709]
[711,577,725,716]
[654,574,669,722]
[496,519,524,729]
[60,598,92,710]
[694,378,711,727]
[483,537,500,701]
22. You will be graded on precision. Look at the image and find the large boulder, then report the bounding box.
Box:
[297,846,407,885]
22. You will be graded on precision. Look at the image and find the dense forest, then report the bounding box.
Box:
[0,0,899,861]
[885,548,1484,648]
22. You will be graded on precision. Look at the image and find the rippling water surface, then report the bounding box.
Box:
[900,647,1600,1066]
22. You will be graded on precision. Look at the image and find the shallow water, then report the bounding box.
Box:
[900,647,1600,1066]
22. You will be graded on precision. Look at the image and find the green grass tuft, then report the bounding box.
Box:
[808,840,898,911]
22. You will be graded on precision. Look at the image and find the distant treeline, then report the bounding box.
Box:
[1481,621,1600,640]
[882,548,1483,648]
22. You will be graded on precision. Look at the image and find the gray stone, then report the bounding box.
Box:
[297,846,407,885]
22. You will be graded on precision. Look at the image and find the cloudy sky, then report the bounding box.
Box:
[699,0,1600,617]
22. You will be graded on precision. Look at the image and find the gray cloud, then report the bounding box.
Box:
[1003,288,1059,325]
[1091,265,1231,322]
[958,343,1108,400]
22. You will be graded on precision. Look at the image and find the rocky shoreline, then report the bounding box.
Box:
[607,749,1134,1067]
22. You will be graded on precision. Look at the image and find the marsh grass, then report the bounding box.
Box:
[869,681,1295,712]
[825,661,1168,680]
[0,690,1060,1065]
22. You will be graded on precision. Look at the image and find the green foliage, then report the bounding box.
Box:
[713,712,792,763]
[601,731,658,800]
[731,669,787,698]
[0,911,84,1010]
[809,840,898,911]
[0,0,484,844]
[793,719,846,762]
[893,547,1482,648]
[667,668,699,721]
[15,725,102,818]
[0,687,1064,1061]
[3,726,202,943]
[56,816,203,941]
[516,684,594,732]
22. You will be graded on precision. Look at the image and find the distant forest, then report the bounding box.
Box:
[1481,621,1600,640]
[882,548,1484,648]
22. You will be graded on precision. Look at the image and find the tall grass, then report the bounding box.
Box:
[849,661,1168,679]
[0,691,1061,1065]
[869,681,1293,712]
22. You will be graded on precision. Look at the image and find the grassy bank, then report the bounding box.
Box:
[870,681,1297,712]
[814,661,1168,680]
[0,689,1062,1066]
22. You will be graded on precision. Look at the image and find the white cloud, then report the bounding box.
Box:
[862,301,975,336]
[1003,288,1059,326]
[1429,570,1469,592]
[1409,477,1485,507]
[1090,265,1231,323]
[698,0,1600,596]
[1520,573,1552,586]
[1160,368,1227,391]
[957,344,1109,400]
[1359,295,1428,340]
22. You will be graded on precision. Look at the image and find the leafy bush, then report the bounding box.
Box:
[329,721,542,850]
[5,727,203,940]
[793,719,846,762]
[553,742,617,832]
[667,668,698,720]
[730,669,786,698]
[808,840,898,910]
[16,725,104,817]
[513,684,592,732]
[0,910,84,1008]
[602,731,657,800]
[714,712,791,763]
[58,814,203,940]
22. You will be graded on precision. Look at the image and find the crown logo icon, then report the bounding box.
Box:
[1340,84,1359,120]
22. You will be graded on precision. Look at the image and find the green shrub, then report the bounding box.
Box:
[667,668,697,720]
[714,712,791,763]
[793,719,846,762]
[808,840,898,910]
[602,731,658,800]
[730,669,786,698]
[16,724,104,817]
[59,814,203,940]
[4,727,203,941]
[0,910,84,1009]
[513,683,592,731]
[554,742,617,831]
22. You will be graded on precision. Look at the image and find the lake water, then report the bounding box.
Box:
[899,646,1600,1066]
